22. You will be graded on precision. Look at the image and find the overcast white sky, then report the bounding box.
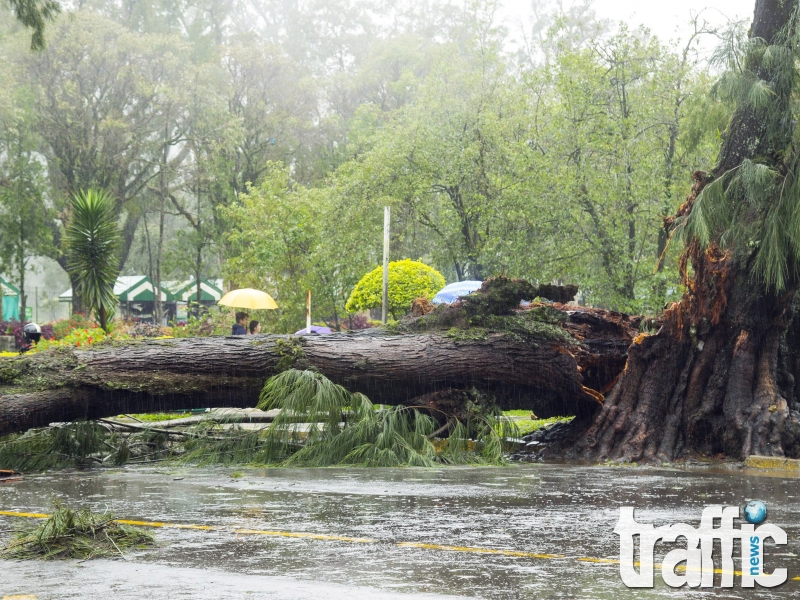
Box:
[583,0,753,38]
[497,1,757,51]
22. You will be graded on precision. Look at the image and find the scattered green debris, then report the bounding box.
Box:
[175,369,517,467]
[394,276,577,346]
[1,501,154,560]
[461,276,539,316]
[0,421,170,471]
[0,371,552,471]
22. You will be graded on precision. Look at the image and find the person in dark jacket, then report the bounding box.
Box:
[232,312,249,335]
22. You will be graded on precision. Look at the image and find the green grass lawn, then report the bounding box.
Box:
[501,413,573,437]
[129,412,195,422]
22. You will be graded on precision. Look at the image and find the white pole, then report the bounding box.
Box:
[306,289,311,333]
[382,206,390,325]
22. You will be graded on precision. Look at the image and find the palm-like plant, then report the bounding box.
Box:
[65,189,120,332]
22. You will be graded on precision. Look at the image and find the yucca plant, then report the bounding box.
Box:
[65,189,120,332]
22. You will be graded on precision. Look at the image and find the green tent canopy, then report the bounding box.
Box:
[1,277,20,321]
[59,276,169,304]
[59,276,221,323]
[163,278,223,303]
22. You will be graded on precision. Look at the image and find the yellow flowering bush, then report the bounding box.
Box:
[346,259,445,319]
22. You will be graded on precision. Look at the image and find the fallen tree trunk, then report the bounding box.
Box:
[0,305,637,437]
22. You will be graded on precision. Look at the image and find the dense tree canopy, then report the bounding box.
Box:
[0,0,729,330]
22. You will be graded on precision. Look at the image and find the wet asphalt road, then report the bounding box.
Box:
[1,463,799,599]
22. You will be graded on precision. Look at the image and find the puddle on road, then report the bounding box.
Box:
[1,464,799,598]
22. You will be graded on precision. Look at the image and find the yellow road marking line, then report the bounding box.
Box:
[116,519,218,531]
[0,511,48,519]
[397,541,563,559]
[673,564,744,576]
[3,596,36,599]
[0,509,789,580]
[578,557,619,563]
[235,528,375,543]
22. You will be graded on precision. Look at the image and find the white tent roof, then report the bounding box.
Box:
[114,275,147,295]
[60,275,167,302]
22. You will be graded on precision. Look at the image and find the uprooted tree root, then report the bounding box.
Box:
[1,501,154,560]
[397,276,580,335]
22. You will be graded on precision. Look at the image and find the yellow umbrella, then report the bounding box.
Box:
[218,288,278,310]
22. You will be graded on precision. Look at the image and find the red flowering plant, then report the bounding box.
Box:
[51,313,97,339]
[32,327,131,352]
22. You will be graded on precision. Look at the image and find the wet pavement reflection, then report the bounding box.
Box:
[2,463,799,598]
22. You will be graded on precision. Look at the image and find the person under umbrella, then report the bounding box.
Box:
[232,312,248,335]
[217,288,278,336]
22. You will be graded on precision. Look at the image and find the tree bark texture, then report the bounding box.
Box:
[571,252,800,461]
[569,0,800,462]
[0,306,638,437]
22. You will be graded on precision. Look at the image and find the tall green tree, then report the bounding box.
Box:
[322,43,532,282]
[18,11,190,312]
[0,85,53,322]
[223,163,367,332]
[523,26,723,311]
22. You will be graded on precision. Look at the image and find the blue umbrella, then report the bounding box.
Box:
[295,325,332,335]
[432,281,483,305]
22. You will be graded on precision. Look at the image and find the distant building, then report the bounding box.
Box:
[59,276,223,324]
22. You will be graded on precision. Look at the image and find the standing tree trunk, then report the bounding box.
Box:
[67,272,84,317]
[570,0,800,462]
[153,116,171,327]
[16,222,26,324]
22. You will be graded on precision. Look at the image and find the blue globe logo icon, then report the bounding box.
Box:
[744,501,767,524]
